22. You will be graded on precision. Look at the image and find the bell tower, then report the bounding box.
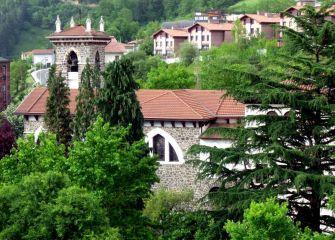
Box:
[47,16,110,89]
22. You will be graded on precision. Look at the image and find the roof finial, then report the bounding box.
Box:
[55,15,61,33]
[85,16,91,32]
[99,16,105,32]
[70,16,75,28]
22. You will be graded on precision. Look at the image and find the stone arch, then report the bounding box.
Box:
[146,128,184,163]
[67,51,79,72]
[63,48,81,68]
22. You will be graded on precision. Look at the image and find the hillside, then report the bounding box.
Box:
[0,0,303,59]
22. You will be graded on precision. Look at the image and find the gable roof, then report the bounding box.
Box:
[105,38,128,53]
[15,88,245,121]
[0,57,9,63]
[152,28,189,38]
[48,25,110,39]
[240,14,281,24]
[188,22,234,32]
[32,49,54,55]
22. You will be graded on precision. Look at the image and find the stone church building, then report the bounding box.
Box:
[15,16,246,200]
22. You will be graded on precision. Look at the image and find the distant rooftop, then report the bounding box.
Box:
[162,20,194,29]
[0,57,9,62]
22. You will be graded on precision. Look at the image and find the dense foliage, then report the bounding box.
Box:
[45,66,72,146]
[0,117,15,159]
[189,3,335,232]
[0,118,158,239]
[97,58,144,142]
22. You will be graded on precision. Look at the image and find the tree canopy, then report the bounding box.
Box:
[189,3,335,232]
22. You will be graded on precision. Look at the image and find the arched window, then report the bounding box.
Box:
[95,51,100,70]
[153,134,165,161]
[147,128,184,164]
[67,51,78,72]
[267,111,278,116]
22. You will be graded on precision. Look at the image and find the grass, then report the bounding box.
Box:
[229,0,295,13]
[12,26,53,59]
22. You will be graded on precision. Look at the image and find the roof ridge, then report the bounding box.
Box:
[27,88,48,112]
[172,90,207,118]
[141,91,170,104]
[184,90,216,117]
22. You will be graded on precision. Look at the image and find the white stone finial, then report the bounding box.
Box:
[99,16,105,32]
[70,16,75,28]
[85,17,91,32]
[55,15,61,33]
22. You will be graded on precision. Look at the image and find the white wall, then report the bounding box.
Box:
[33,54,55,67]
[105,53,124,63]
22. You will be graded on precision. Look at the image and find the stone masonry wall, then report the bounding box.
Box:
[144,126,217,200]
[24,120,217,202]
[54,43,106,83]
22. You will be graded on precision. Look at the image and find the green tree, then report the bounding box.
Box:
[10,59,29,97]
[179,42,199,66]
[45,66,72,146]
[189,4,335,232]
[145,63,195,89]
[97,58,144,142]
[0,102,24,138]
[72,62,99,140]
[67,117,159,238]
[232,19,247,44]
[0,171,111,240]
[225,198,330,240]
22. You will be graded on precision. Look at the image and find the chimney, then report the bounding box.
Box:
[55,15,61,33]
[99,16,105,32]
[86,17,91,32]
[70,16,75,28]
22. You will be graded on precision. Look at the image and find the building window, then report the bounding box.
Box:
[95,51,100,70]
[201,35,204,41]
[250,28,254,34]
[115,56,120,61]
[191,36,194,41]
[251,19,254,24]
[67,51,78,72]
[267,111,278,116]
[207,35,209,41]
[153,134,165,161]
[195,36,198,41]
[2,65,6,81]
[148,128,183,164]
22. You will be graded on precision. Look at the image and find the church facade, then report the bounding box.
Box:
[15,16,246,200]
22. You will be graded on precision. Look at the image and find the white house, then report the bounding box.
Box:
[32,49,55,67]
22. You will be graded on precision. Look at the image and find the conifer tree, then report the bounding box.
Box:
[97,58,144,142]
[189,3,335,232]
[72,62,99,140]
[45,65,72,146]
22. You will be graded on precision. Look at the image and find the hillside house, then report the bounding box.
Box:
[0,57,10,111]
[187,22,233,50]
[105,38,130,63]
[240,13,281,39]
[152,29,188,57]
[32,49,55,67]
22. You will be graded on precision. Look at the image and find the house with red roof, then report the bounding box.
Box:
[152,28,189,57]
[105,37,132,63]
[187,22,234,50]
[32,49,55,67]
[240,13,281,39]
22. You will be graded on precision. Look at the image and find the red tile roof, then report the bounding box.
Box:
[152,29,189,38]
[241,14,281,23]
[188,22,234,32]
[32,49,54,55]
[15,88,245,121]
[48,25,110,39]
[105,38,127,53]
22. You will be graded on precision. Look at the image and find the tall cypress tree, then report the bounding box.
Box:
[189,4,335,232]
[72,62,99,140]
[45,65,72,146]
[97,58,144,142]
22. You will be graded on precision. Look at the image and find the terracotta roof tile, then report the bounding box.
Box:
[32,49,54,55]
[48,25,110,39]
[15,88,246,121]
[188,22,234,31]
[241,14,281,23]
[152,28,189,38]
[105,38,127,53]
